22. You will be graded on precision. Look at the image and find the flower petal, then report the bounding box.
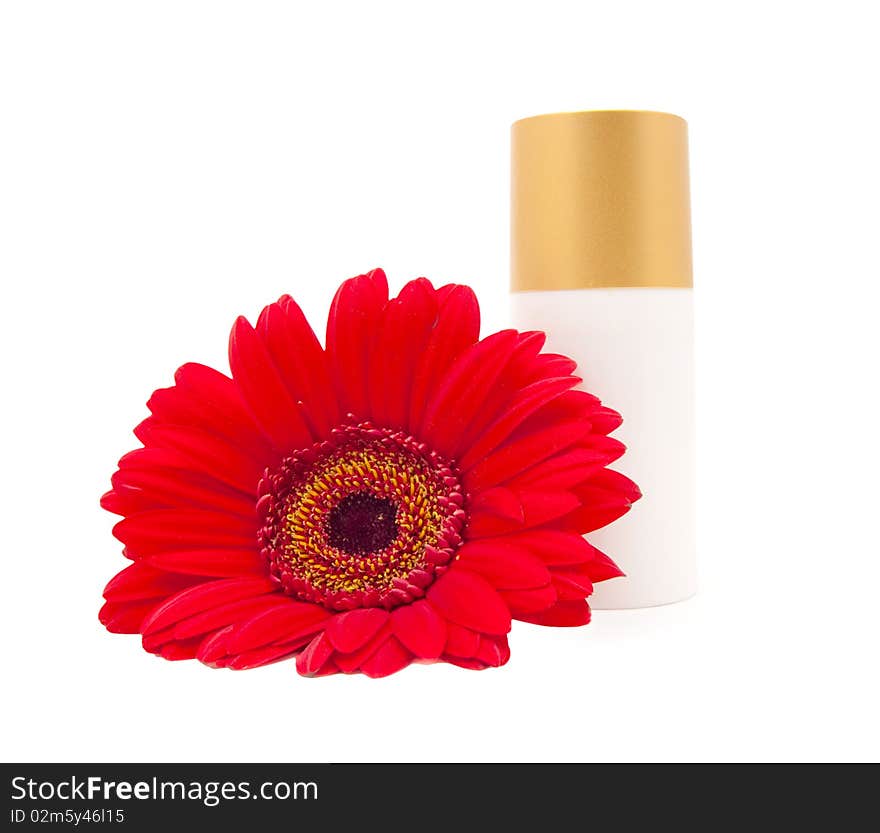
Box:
[420,330,519,457]
[331,622,393,673]
[140,577,277,635]
[408,285,480,431]
[225,638,312,670]
[102,561,203,603]
[499,585,557,615]
[171,594,290,640]
[508,441,626,490]
[325,269,389,419]
[143,549,265,577]
[147,362,273,461]
[551,569,595,600]
[112,509,257,555]
[455,541,551,589]
[392,601,447,659]
[257,301,336,438]
[457,376,581,470]
[466,489,580,537]
[467,487,523,523]
[463,419,592,492]
[111,466,255,517]
[132,423,265,495]
[99,599,161,634]
[444,622,480,658]
[368,278,437,429]
[559,472,641,534]
[476,634,511,667]
[225,602,330,655]
[326,608,390,654]
[296,631,335,677]
[360,636,413,678]
[229,315,313,452]
[517,599,592,627]
[426,569,511,635]
[501,529,604,566]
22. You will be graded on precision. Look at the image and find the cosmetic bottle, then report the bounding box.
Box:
[510,110,695,609]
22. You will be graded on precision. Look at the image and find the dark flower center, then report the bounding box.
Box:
[326,492,399,555]
[257,422,465,611]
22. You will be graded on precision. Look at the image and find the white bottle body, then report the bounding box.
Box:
[511,287,696,609]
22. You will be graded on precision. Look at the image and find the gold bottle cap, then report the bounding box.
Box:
[511,110,693,291]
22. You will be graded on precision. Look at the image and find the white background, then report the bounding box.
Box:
[1,1,878,763]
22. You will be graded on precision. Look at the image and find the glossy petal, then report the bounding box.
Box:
[229,315,313,452]
[408,285,480,431]
[427,569,511,635]
[326,608,389,653]
[518,599,592,627]
[392,600,447,659]
[360,636,413,678]
[455,541,552,589]
[326,269,389,419]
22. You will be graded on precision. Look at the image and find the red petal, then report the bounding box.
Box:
[467,487,523,523]
[408,285,480,431]
[228,315,313,452]
[426,569,511,635]
[420,330,519,457]
[141,577,277,635]
[196,625,235,666]
[444,622,480,658]
[509,443,625,490]
[147,362,273,461]
[517,599,592,627]
[527,353,578,379]
[296,631,335,677]
[99,599,159,633]
[111,466,255,516]
[100,486,163,516]
[392,601,447,659]
[325,270,388,419]
[171,594,290,640]
[112,509,257,555]
[225,603,330,654]
[455,540,551,589]
[143,549,264,577]
[134,423,265,494]
[225,639,310,670]
[464,419,592,492]
[458,376,581,471]
[589,406,624,435]
[444,655,488,670]
[102,561,204,602]
[155,636,202,661]
[368,278,437,429]
[475,634,511,667]
[503,529,603,566]
[326,608,389,653]
[466,489,580,537]
[280,295,341,427]
[558,472,641,534]
[498,585,557,615]
[360,636,413,678]
[551,570,594,600]
[258,301,335,438]
[332,622,394,673]
[585,549,626,582]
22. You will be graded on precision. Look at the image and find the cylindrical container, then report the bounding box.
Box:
[510,110,695,609]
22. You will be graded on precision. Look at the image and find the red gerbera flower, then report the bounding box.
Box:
[100,269,640,678]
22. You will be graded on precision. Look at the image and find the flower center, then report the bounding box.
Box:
[257,421,465,611]
[326,492,399,555]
